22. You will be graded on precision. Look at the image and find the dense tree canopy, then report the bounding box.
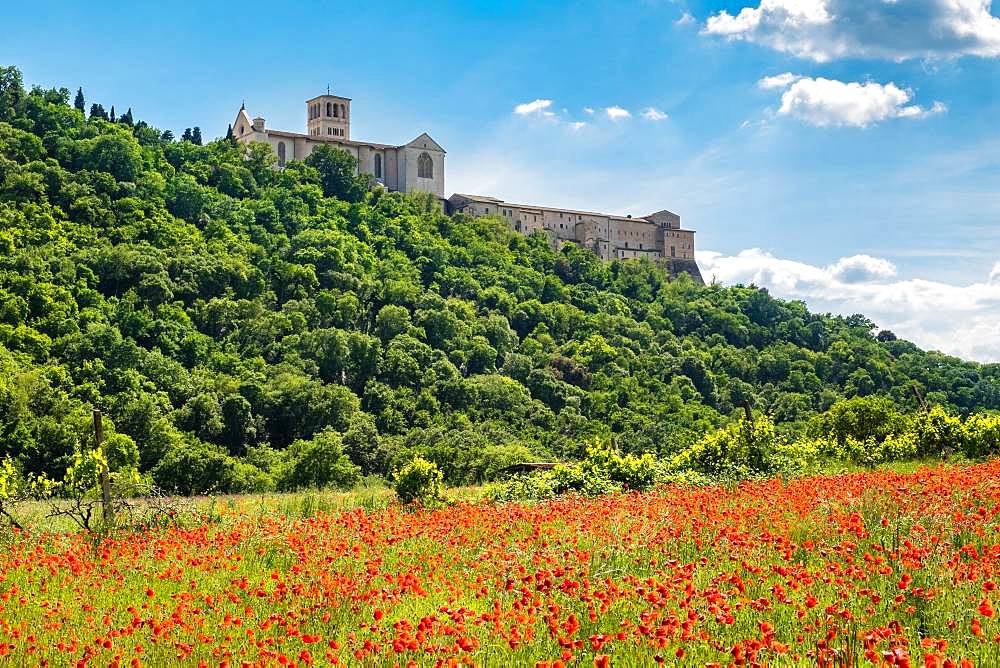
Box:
[0,65,998,493]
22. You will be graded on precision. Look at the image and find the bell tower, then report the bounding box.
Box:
[306,92,351,140]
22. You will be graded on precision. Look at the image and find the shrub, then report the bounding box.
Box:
[811,396,910,448]
[964,413,1000,458]
[670,415,814,478]
[911,406,965,458]
[393,457,446,506]
[485,443,659,502]
[152,440,269,496]
[277,429,361,492]
[582,444,658,491]
[838,432,918,467]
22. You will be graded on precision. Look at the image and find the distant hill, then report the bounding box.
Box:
[1,65,997,493]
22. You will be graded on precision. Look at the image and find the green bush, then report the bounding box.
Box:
[152,440,269,495]
[964,413,1000,458]
[485,443,659,502]
[277,429,361,492]
[393,457,446,506]
[811,396,910,448]
[911,405,965,458]
[670,414,815,478]
[582,443,658,491]
[838,432,918,467]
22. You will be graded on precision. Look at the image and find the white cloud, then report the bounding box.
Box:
[568,121,588,131]
[584,107,595,115]
[675,10,696,26]
[698,248,1000,362]
[761,75,946,127]
[827,254,897,283]
[605,106,632,120]
[642,107,669,121]
[704,0,1000,62]
[514,99,554,116]
[990,262,1000,285]
[758,72,801,90]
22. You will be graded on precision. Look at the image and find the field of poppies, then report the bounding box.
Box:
[3,462,1000,667]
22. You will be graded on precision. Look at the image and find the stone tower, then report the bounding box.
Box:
[306,93,351,140]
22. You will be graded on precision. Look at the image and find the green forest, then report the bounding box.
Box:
[1,65,999,496]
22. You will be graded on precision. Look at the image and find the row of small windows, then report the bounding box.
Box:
[327,127,345,136]
[309,102,348,120]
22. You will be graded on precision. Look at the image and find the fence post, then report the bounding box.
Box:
[93,409,114,526]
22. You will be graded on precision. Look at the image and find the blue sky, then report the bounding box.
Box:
[3,1,999,359]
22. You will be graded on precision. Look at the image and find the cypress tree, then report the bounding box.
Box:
[89,103,108,120]
[73,87,85,112]
[109,105,116,123]
[181,128,192,142]
[121,107,134,126]
[225,123,234,144]
[191,127,203,145]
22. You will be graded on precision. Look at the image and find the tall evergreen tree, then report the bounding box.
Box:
[181,128,192,142]
[73,87,85,112]
[89,103,108,120]
[120,107,134,127]
[160,129,174,142]
[109,105,116,123]
[191,126,203,145]
[225,123,235,144]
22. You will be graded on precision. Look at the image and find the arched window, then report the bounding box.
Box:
[340,104,347,118]
[277,141,286,167]
[374,154,382,178]
[417,152,433,179]
[333,104,339,118]
[327,102,333,117]
[327,127,332,135]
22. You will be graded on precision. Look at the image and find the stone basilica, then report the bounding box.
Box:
[234,91,701,282]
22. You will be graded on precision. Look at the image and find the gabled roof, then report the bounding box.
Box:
[644,209,679,219]
[233,107,255,136]
[449,193,505,204]
[404,133,446,154]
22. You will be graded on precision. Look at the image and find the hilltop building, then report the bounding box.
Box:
[447,194,702,283]
[232,91,700,282]
[233,95,446,198]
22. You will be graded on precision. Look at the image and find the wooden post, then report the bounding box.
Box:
[93,409,114,526]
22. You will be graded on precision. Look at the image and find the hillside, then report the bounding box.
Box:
[1,66,998,493]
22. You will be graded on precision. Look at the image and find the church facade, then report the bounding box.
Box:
[233,93,446,198]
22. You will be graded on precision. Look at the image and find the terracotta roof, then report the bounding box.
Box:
[306,94,353,102]
[450,194,656,222]
[264,129,397,150]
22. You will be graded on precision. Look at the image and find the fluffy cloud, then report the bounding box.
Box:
[698,248,1000,362]
[642,107,669,121]
[704,0,1000,62]
[827,255,898,283]
[605,106,632,120]
[761,74,946,127]
[758,72,801,90]
[514,99,554,116]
